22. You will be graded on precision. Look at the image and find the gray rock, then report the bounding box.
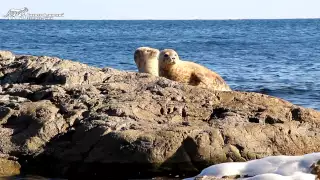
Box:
[0,51,319,178]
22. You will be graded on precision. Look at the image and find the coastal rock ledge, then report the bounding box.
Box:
[0,51,319,179]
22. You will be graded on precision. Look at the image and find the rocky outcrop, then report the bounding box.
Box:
[0,51,319,179]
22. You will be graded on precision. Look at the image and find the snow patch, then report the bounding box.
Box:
[186,152,320,180]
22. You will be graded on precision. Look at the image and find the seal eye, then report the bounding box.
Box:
[164,54,169,58]
[146,50,151,53]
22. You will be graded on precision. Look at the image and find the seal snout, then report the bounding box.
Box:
[135,47,160,59]
[151,49,160,58]
[168,56,176,64]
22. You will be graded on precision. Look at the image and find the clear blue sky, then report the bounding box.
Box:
[1,0,320,20]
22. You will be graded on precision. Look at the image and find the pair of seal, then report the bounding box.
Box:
[134,47,231,91]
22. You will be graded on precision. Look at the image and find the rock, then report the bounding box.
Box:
[0,158,20,177]
[312,160,320,180]
[0,55,107,86]
[0,51,15,80]
[0,51,319,179]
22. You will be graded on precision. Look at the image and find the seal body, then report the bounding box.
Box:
[159,49,231,91]
[134,47,160,76]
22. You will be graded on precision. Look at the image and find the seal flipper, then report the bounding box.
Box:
[191,71,210,87]
[192,71,231,91]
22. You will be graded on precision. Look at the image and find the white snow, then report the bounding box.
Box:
[185,152,320,180]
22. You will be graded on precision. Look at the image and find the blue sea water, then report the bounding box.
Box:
[0,19,319,110]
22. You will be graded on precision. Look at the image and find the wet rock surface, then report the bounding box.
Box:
[0,51,319,179]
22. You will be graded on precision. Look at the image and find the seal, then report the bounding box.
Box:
[159,49,231,91]
[134,47,160,76]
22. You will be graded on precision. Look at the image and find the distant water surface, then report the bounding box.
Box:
[0,19,319,110]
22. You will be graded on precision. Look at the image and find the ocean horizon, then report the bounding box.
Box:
[1,18,320,20]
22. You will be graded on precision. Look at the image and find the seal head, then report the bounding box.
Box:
[134,47,160,76]
[159,49,179,65]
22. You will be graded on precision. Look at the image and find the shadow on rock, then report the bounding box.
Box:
[158,137,209,178]
[19,129,205,179]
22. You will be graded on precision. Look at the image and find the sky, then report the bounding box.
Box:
[0,0,320,20]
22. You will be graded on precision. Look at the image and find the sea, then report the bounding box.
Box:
[0,19,319,110]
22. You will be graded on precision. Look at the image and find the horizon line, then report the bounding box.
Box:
[0,17,320,21]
